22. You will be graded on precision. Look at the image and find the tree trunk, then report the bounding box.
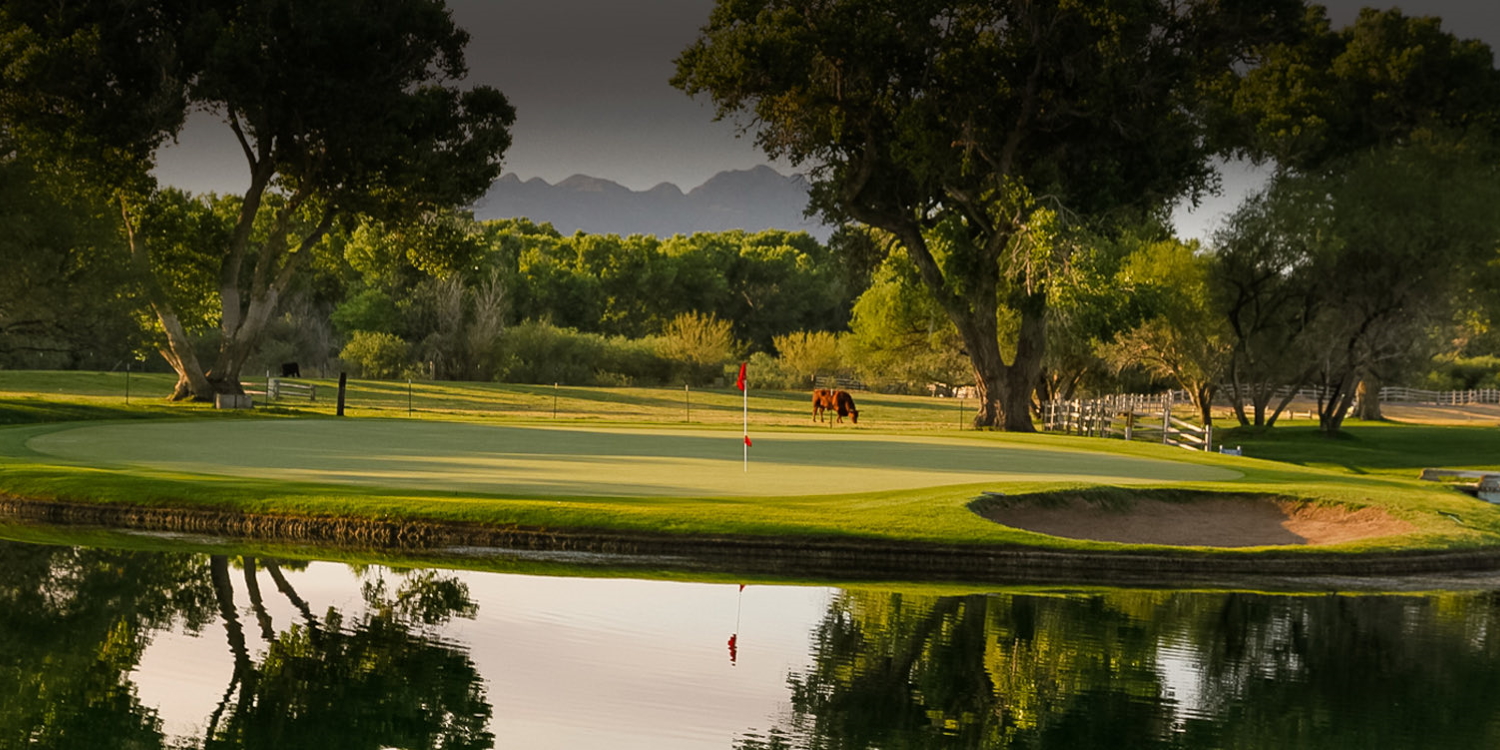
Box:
[1000,293,1045,432]
[122,198,216,401]
[1193,383,1215,427]
[1317,371,1359,435]
[970,366,1007,430]
[1355,372,1384,421]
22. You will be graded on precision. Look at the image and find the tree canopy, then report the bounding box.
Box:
[0,0,515,399]
[675,0,1302,429]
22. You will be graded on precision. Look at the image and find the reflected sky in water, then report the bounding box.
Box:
[7,538,1500,749]
[130,563,831,749]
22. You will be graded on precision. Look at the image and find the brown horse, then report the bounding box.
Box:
[812,388,859,424]
[834,390,859,424]
[811,388,836,422]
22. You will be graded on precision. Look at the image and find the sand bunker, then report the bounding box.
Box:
[980,495,1416,547]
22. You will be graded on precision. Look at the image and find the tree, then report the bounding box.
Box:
[659,311,738,385]
[675,0,1299,429]
[1210,178,1324,428]
[0,0,514,400]
[0,149,143,369]
[1212,6,1500,425]
[1216,7,1500,172]
[843,254,975,392]
[1298,144,1500,433]
[1099,239,1231,426]
[773,331,842,387]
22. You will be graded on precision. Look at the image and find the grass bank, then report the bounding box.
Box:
[3,370,1500,577]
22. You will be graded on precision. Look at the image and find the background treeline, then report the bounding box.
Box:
[5,144,1500,425]
[5,2,1500,436]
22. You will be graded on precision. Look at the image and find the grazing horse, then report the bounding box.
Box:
[834,390,859,424]
[812,388,859,424]
[812,388,837,422]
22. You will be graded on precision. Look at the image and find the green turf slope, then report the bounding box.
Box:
[22,419,1237,497]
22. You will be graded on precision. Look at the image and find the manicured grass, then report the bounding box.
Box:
[0,369,977,429]
[22,420,1236,497]
[4,369,1500,558]
[1221,421,1500,477]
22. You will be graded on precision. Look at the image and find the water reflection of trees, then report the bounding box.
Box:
[740,590,1500,749]
[0,542,492,749]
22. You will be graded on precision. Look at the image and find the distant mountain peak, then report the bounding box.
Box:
[555,174,629,193]
[472,166,832,240]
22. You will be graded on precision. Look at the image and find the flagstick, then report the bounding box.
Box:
[742,377,749,472]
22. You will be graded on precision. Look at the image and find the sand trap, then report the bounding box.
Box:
[980,495,1416,547]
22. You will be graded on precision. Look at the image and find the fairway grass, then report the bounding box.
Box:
[5,371,1500,571]
[21,420,1237,497]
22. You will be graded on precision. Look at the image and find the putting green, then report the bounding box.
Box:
[24,420,1238,497]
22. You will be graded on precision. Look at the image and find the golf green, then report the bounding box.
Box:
[23,420,1238,497]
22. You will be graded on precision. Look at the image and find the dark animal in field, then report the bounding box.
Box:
[834,390,859,424]
[812,388,859,424]
[812,388,836,422]
[280,362,301,378]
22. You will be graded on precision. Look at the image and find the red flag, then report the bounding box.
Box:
[735,362,747,391]
[743,434,753,447]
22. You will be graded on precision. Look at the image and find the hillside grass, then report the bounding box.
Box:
[3,369,1500,558]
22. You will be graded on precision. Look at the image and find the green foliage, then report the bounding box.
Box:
[0,146,143,368]
[0,0,516,397]
[1097,238,1231,422]
[1219,6,1500,171]
[659,312,739,386]
[1421,356,1500,392]
[843,255,974,391]
[773,331,842,387]
[332,289,402,336]
[504,227,852,348]
[339,331,410,380]
[742,350,803,391]
[674,0,1298,428]
[1213,141,1500,432]
[496,320,673,386]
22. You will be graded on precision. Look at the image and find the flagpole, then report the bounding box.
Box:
[736,361,749,472]
[742,374,748,472]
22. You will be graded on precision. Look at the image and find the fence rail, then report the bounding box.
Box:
[1217,384,1500,407]
[1041,393,1212,452]
[1376,387,1500,405]
[238,377,317,404]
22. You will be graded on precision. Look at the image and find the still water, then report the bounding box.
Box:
[5,537,1500,749]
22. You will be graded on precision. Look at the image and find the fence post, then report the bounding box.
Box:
[1204,421,1213,452]
[1161,393,1172,445]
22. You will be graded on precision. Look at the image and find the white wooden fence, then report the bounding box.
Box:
[1041,393,1212,452]
[238,376,318,404]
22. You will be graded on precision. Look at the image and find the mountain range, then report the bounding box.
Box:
[469,165,835,240]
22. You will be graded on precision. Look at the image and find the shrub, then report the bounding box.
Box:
[339,331,410,379]
[496,320,675,386]
[1421,355,1500,391]
[736,351,802,391]
[659,312,738,385]
[773,330,841,388]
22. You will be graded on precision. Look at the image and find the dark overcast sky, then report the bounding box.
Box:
[154,0,1500,233]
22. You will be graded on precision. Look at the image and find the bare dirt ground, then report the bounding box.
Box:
[1213,399,1500,426]
[980,496,1417,548]
[1381,402,1500,425]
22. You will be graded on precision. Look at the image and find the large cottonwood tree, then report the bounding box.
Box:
[674,0,1299,429]
[0,0,514,399]
[1211,7,1500,423]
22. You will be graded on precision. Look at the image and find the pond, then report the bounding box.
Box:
[5,536,1500,749]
